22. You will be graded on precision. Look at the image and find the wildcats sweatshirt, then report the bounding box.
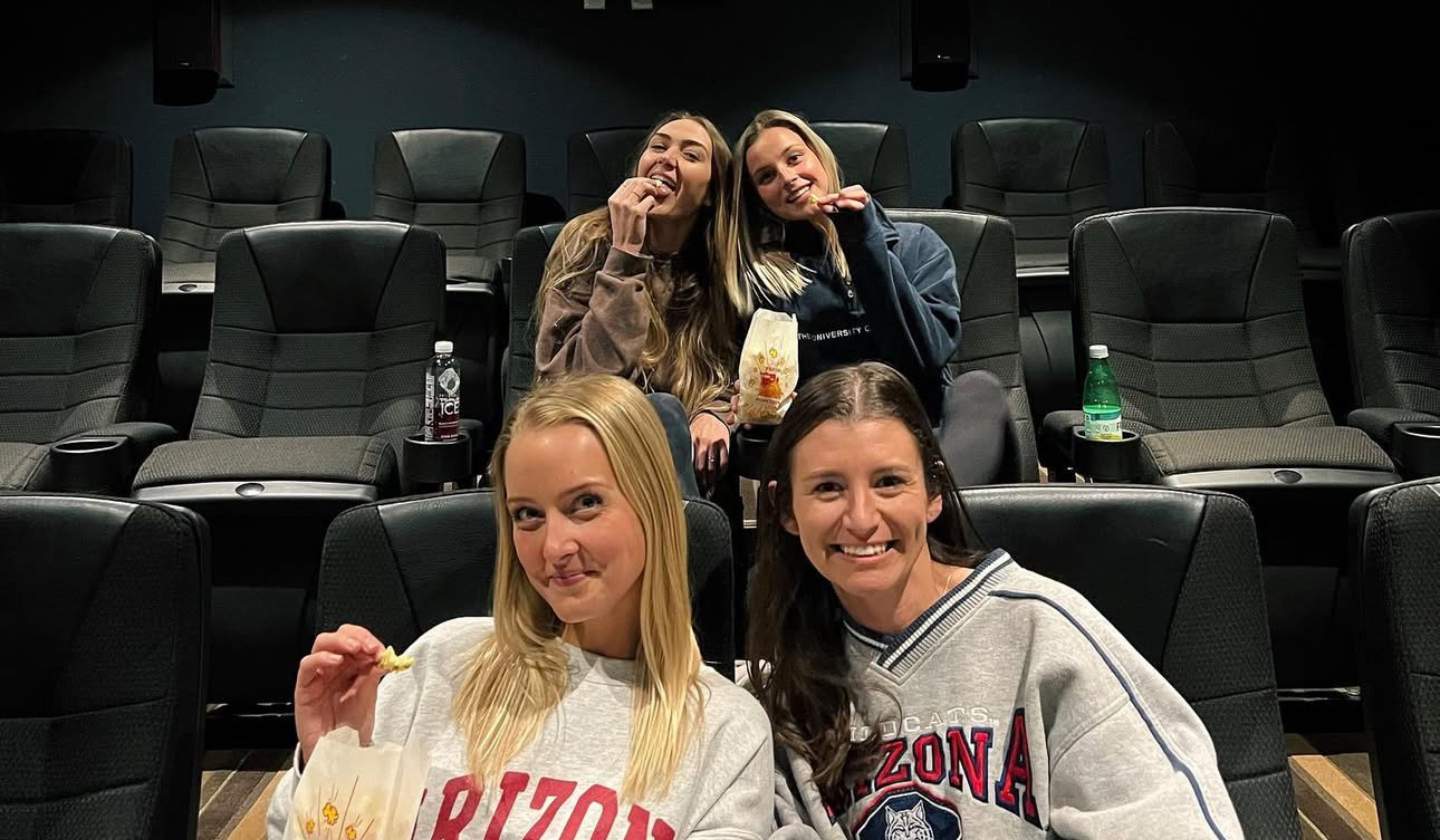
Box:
[772,550,1244,840]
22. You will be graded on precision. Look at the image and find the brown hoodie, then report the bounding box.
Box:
[535,245,735,426]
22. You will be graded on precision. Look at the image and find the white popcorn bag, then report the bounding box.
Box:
[737,309,800,425]
[283,727,428,840]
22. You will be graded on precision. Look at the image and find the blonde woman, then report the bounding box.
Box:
[729,110,1010,485]
[266,375,774,840]
[537,111,745,493]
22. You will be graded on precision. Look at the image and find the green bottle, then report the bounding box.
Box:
[1083,344,1122,441]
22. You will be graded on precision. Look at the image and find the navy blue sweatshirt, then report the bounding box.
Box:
[752,200,961,421]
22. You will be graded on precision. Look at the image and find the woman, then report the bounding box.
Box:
[267,374,774,840]
[748,363,1241,840]
[729,110,1008,486]
[537,111,745,493]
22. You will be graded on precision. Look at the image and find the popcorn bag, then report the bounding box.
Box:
[284,727,428,840]
[737,309,800,425]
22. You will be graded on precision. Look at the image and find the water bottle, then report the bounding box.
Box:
[1082,344,1122,441]
[424,340,461,442]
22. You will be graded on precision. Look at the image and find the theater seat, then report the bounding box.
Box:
[888,209,1037,480]
[374,128,525,430]
[952,118,1109,272]
[1047,208,1398,688]
[955,485,1300,840]
[566,126,648,218]
[1351,476,1440,840]
[503,223,566,417]
[0,493,208,840]
[1341,211,1440,452]
[133,221,444,705]
[373,128,524,284]
[319,489,737,669]
[811,121,912,207]
[0,224,174,492]
[0,129,132,226]
[154,127,331,434]
[1145,121,1333,270]
[160,127,330,285]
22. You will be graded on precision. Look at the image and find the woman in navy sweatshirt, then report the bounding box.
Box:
[727,110,1008,485]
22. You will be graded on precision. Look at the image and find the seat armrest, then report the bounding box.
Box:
[1347,407,1440,449]
[50,422,179,494]
[134,480,378,518]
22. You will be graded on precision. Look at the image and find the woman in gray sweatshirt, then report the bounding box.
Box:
[266,374,774,840]
[746,362,1243,840]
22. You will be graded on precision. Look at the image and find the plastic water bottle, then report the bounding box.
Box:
[1082,344,1122,441]
[424,340,461,442]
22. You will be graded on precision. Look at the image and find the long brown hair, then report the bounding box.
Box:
[746,362,983,808]
[455,373,703,803]
[726,109,851,310]
[538,111,742,415]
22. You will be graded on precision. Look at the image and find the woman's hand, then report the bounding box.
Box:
[812,184,871,215]
[608,177,671,256]
[295,624,387,766]
[691,412,731,488]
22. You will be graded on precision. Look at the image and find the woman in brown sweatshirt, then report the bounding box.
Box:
[535,111,746,494]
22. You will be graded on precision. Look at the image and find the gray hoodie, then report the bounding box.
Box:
[267,617,775,840]
[772,550,1244,840]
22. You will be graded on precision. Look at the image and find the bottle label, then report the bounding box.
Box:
[435,367,461,440]
[424,372,437,441]
[1084,408,1122,441]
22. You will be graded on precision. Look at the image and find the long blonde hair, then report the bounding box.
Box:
[538,112,744,415]
[453,373,703,803]
[726,109,852,312]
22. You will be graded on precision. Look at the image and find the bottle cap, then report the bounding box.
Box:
[435,340,454,354]
[1088,344,1109,359]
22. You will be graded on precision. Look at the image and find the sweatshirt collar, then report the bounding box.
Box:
[844,549,1015,673]
[563,640,639,686]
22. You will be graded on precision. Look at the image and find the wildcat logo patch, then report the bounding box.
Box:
[855,785,961,840]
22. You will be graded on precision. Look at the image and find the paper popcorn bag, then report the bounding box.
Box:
[737,309,800,425]
[283,727,428,840]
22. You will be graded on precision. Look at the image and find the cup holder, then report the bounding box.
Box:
[402,431,474,490]
[49,437,131,495]
[1071,427,1143,483]
[1392,423,1440,479]
[733,425,775,479]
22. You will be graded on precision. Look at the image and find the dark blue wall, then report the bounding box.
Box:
[3,0,1360,238]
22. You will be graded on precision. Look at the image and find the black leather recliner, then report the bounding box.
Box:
[154,127,332,435]
[160,127,330,287]
[888,209,1037,481]
[133,220,444,705]
[0,223,174,492]
[318,489,737,669]
[0,129,132,226]
[952,118,1109,272]
[1341,211,1440,466]
[811,121,912,207]
[373,128,524,285]
[0,493,209,840]
[374,127,526,433]
[566,126,648,218]
[1350,476,1440,840]
[1145,120,1333,273]
[503,223,566,418]
[1045,207,1398,688]
[955,485,1300,840]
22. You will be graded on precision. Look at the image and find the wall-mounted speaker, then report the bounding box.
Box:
[154,0,222,106]
[900,0,974,92]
